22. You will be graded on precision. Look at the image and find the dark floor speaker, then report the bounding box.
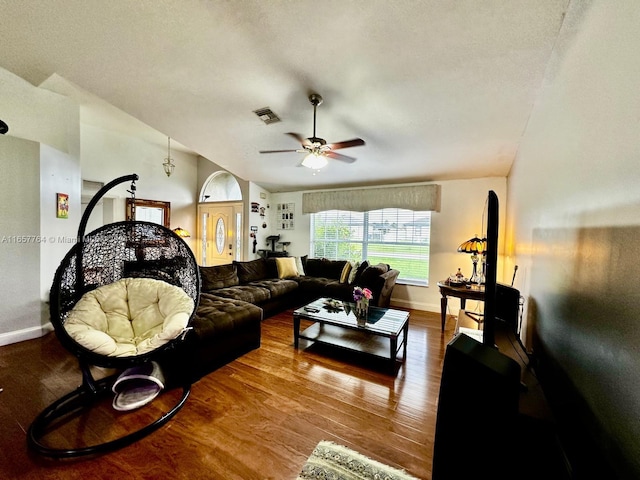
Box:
[495,283,520,334]
[432,333,521,480]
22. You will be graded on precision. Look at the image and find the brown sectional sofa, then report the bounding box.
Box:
[170,256,399,382]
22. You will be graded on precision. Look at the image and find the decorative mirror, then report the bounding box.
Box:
[126,198,171,227]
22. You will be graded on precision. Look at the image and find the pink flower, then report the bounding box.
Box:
[353,286,373,302]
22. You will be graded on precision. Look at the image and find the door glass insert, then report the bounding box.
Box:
[216,217,225,254]
[235,213,242,261]
[201,212,208,264]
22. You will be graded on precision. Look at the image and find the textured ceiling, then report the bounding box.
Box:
[0,0,569,192]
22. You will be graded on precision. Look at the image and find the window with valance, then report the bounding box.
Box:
[306,184,440,286]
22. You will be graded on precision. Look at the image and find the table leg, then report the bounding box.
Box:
[402,321,409,361]
[440,295,447,331]
[293,315,300,349]
[390,336,398,370]
[460,299,467,310]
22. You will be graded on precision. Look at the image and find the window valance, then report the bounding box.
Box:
[302,184,440,214]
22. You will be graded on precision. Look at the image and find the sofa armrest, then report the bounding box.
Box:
[376,269,399,308]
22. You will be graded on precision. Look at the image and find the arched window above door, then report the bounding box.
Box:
[200,171,242,202]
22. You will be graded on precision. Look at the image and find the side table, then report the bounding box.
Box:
[436,281,485,331]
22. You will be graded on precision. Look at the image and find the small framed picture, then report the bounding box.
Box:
[56,193,69,219]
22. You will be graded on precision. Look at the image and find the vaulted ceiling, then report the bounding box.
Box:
[0,0,569,192]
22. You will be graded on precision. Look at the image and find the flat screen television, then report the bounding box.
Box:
[482,189,499,347]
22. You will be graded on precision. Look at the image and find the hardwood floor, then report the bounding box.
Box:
[0,308,455,480]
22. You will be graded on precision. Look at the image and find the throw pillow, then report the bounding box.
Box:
[350,260,370,285]
[275,257,299,279]
[295,256,306,276]
[339,262,352,284]
[347,261,360,284]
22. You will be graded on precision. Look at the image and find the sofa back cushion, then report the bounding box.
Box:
[233,258,270,283]
[304,258,348,280]
[200,264,240,291]
[356,263,389,290]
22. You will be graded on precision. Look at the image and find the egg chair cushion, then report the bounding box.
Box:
[64,277,194,357]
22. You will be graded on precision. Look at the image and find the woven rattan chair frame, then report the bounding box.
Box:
[27,174,201,457]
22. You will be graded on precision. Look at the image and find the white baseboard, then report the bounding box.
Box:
[390,298,440,314]
[0,322,53,347]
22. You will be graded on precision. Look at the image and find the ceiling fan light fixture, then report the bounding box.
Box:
[302,152,328,169]
[259,93,364,167]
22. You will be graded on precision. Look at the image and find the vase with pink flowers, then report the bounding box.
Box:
[353,286,373,325]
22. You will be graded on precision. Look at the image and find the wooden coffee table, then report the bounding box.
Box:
[293,298,410,370]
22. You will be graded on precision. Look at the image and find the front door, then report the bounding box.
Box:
[198,203,243,266]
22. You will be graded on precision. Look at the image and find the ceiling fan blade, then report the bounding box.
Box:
[286,132,312,147]
[326,151,357,163]
[328,138,365,150]
[259,149,300,154]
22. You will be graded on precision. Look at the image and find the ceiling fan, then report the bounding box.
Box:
[259,93,365,169]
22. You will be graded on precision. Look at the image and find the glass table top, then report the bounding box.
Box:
[293,297,409,336]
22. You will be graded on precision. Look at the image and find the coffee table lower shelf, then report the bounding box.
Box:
[297,323,406,369]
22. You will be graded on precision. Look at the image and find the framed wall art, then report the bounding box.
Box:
[277,202,295,230]
[56,193,69,219]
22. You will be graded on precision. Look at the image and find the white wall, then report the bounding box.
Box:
[507,0,640,341]
[247,182,272,259]
[506,1,640,476]
[268,178,507,312]
[80,124,199,246]
[267,191,307,257]
[0,66,199,345]
[0,136,42,339]
[40,143,82,302]
[0,66,81,344]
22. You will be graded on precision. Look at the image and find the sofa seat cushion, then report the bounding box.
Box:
[210,284,271,304]
[192,293,262,341]
[248,278,298,298]
[64,277,194,357]
[296,276,336,293]
[324,280,355,302]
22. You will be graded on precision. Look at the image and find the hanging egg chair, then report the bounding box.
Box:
[27,174,201,457]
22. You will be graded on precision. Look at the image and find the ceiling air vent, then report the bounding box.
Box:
[253,107,281,125]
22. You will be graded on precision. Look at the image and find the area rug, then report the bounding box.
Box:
[297,440,421,480]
